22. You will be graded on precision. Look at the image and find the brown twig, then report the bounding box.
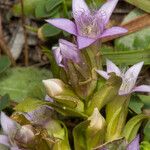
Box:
[102,14,150,43]
[20,0,29,66]
[0,14,16,66]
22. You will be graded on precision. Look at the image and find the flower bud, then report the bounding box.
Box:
[43,79,64,97]
[86,108,106,149]
[43,79,84,113]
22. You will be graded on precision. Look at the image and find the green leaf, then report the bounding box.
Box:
[35,2,61,18]
[122,114,149,142]
[140,141,150,150]
[0,67,52,102]
[0,94,10,111]
[125,0,150,13]
[115,9,150,51]
[129,95,144,114]
[12,0,42,17]
[139,95,150,109]
[39,23,61,39]
[15,97,46,112]
[0,56,11,74]
[143,120,150,141]
[73,120,90,150]
[103,49,150,65]
[45,0,63,12]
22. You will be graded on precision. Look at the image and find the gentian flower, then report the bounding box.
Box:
[0,112,35,150]
[46,0,127,49]
[96,59,150,95]
[53,39,80,67]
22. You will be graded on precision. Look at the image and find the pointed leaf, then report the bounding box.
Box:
[122,114,149,142]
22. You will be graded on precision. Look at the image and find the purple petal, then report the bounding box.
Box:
[53,47,64,67]
[0,112,19,137]
[127,135,140,150]
[24,106,52,126]
[100,27,128,38]
[125,62,144,86]
[106,59,121,76]
[77,36,96,49]
[98,0,119,25]
[72,0,90,18]
[46,18,77,35]
[59,39,80,63]
[96,70,109,80]
[0,135,10,147]
[45,95,54,102]
[132,85,150,93]
[119,62,144,95]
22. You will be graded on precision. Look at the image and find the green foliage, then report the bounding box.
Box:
[15,98,46,112]
[129,95,144,114]
[122,114,149,142]
[0,67,52,102]
[0,94,10,111]
[125,0,150,13]
[73,120,90,150]
[103,49,150,65]
[0,56,11,74]
[140,141,150,150]
[139,95,150,109]
[39,23,61,39]
[115,9,150,51]
[143,121,150,141]
[12,0,64,18]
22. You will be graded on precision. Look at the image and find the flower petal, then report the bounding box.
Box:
[127,135,140,150]
[53,47,64,67]
[119,62,144,95]
[132,85,150,93]
[46,18,77,35]
[99,0,119,25]
[11,147,21,150]
[100,27,128,38]
[125,61,144,85]
[106,59,121,76]
[0,112,19,138]
[77,36,96,49]
[96,70,109,80]
[0,135,10,147]
[72,0,90,18]
[59,39,80,63]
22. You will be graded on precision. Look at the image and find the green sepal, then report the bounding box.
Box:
[73,109,106,150]
[86,73,122,115]
[95,137,127,150]
[47,102,87,118]
[105,95,130,142]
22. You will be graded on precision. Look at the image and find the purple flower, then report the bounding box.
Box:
[46,0,127,49]
[53,39,80,67]
[127,135,140,150]
[0,112,35,150]
[96,59,150,95]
